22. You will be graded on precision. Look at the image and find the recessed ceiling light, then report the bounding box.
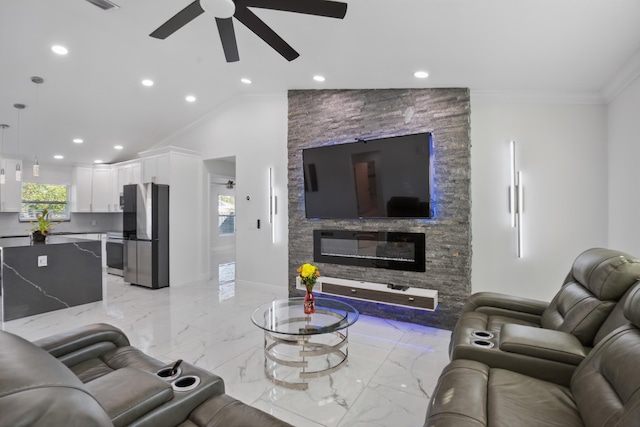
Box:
[73,138,83,144]
[413,71,429,79]
[313,75,326,82]
[114,145,123,150]
[142,79,154,87]
[94,160,103,164]
[185,95,196,102]
[241,78,252,84]
[54,155,64,159]
[51,45,68,55]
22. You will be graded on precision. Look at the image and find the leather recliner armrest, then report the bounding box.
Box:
[85,367,174,427]
[464,292,548,322]
[499,324,587,365]
[33,323,130,365]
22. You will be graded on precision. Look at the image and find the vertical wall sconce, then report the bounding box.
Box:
[268,167,277,244]
[509,140,524,258]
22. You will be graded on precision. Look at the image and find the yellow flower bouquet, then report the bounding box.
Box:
[297,263,320,292]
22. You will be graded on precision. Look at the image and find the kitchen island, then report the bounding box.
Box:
[0,236,102,321]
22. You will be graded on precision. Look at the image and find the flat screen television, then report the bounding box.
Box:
[302,132,433,219]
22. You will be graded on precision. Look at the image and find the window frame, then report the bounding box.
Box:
[19,182,71,222]
[217,194,236,236]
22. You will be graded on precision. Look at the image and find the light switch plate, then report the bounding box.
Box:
[38,255,47,267]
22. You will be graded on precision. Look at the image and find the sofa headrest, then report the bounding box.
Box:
[571,248,640,300]
[623,284,640,327]
[0,330,113,426]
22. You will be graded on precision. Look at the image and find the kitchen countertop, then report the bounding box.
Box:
[0,231,117,239]
[0,236,102,248]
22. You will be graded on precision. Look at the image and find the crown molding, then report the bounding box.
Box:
[601,47,640,104]
[471,89,604,105]
[138,145,201,159]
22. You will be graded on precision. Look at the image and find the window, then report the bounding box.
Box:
[218,195,235,235]
[21,182,70,221]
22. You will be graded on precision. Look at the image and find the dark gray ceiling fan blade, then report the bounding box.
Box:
[234,5,299,61]
[216,17,240,62]
[236,0,347,19]
[150,1,205,39]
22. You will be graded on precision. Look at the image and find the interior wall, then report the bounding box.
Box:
[159,94,288,288]
[288,89,472,330]
[470,96,608,302]
[607,75,640,255]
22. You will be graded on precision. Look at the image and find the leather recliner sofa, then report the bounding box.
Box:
[0,323,292,427]
[448,248,640,384]
[425,284,640,426]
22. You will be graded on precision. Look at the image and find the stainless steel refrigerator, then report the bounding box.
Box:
[123,183,169,289]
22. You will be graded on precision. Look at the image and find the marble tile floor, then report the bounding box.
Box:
[2,272,451,427]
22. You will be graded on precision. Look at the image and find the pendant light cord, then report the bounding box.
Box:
[14,103,25,181]
[1,125,5,155]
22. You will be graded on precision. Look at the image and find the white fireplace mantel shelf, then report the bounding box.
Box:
[297,276,438,311]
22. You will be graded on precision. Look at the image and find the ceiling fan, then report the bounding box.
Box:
[150,0,348,62]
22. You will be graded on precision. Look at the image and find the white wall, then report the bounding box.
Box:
[470,96,608,301]
[161,94,288,288]
[168,151,203,286]
[608,75,640,254]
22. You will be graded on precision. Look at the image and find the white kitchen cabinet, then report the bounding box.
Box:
[72,166,113,212]
[1,159,23,212]
[91,167,112,212]
[142,154,170,184]
[111,161,141,212]
[72,167,93,212]
[114,166,130,212]
[131,162,141,185]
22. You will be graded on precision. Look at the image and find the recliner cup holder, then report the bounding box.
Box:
[471,330,494,339]
[471,339,494,348]
[156,367,182,381]
[171,375,201,392]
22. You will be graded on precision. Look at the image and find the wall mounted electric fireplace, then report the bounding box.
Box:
[313,230,426,272]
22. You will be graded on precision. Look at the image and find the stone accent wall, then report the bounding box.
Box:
[287,89,471,330]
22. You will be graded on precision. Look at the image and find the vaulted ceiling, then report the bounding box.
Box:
[1,0,639,166]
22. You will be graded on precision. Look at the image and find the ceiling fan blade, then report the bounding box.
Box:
[234,5,299,61]
[150,1,205,39]
[216,17,240,62]
[236,0,347,19]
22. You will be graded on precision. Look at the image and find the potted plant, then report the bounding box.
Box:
[298,263,320,314]
[29,209,57,243]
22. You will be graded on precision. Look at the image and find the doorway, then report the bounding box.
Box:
[205,157,236,288]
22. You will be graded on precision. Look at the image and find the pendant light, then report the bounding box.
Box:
[14,103,25,182]
[0,124,8,185]
[32,76,44,177]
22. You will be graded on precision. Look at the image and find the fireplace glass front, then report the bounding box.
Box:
[313,230,426,272]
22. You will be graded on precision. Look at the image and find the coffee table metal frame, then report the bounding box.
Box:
[251,298,358,390]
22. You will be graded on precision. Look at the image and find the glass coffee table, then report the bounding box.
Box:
[251,297,359,390]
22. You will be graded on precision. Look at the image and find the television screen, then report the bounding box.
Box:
[302,132,433,219]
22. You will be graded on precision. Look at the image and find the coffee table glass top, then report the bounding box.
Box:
[251,297,359,336]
